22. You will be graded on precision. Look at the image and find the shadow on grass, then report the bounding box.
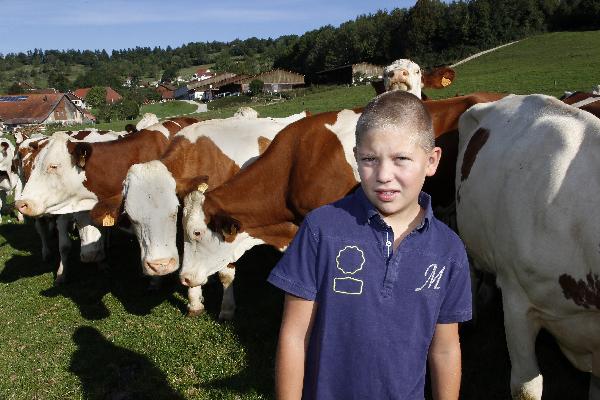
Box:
[0,221,55,283]
[70,326,185,400]
[194,245,284,398]
[39,228,187,321]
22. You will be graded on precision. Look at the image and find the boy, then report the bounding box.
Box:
[267,91,472,400]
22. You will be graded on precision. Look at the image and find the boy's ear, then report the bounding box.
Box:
[426,147,442,177]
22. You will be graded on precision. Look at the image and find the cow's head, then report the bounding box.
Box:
[122,161,209,276]
[383,59,424,97]
[179,190,263,288]
[15,132,98,216]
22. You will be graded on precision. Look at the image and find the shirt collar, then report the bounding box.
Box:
[355,186,433,231]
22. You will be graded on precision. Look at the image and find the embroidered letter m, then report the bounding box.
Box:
[415,264,446,291]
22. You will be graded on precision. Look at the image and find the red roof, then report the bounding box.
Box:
[73,87,123,104]
[195,68,213,76]
[0,94,69,124]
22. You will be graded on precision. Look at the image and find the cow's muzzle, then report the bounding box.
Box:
[143,257,178,276]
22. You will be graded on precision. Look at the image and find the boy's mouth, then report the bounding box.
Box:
[375,190,399,202]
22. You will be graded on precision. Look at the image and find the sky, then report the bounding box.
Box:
[0,0,424,55]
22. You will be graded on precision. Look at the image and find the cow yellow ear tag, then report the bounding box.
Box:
[441,77,452,87]
[102,214,115,227]
[78,155,86,168]
[197,183,209,193]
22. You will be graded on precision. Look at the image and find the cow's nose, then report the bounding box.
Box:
[144,258,177,275]
[15,200,28,212]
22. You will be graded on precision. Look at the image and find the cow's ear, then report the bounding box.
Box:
[90,194,123,227]
[257,136,271,155]
[371,80,386,95]
[67,141,93,168]
[0,142,9,156]
[422,66,456,89]
[208,214,242,243]
[175,175,209,199]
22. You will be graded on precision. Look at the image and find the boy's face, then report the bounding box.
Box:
[354,128,441,220]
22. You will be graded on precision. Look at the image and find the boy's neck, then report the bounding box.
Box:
[382,204,425,249]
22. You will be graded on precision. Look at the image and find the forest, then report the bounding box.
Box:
[0,0,598,92]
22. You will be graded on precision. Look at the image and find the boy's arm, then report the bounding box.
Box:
[275,293,318,400]
[428,322,461,400]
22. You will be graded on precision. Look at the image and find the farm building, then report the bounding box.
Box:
[313,62,383,85]
[192,68,215,81]
[155,83,177,101]
[73,87,123,107]
[225,70,305,93]
[177,72,241,101]
[0,93,88,131]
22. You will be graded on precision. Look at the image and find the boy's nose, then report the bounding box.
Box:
[376,163,393,182]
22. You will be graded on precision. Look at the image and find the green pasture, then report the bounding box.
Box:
[1,30,598,399]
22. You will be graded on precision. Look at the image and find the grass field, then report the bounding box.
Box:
[1,30,599,399]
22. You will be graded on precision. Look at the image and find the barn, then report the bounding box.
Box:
[73,87,123,107]
[229,70,305,93]
[0,93,87,131]
[313,62,383,85]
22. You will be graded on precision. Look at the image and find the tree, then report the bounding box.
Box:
[86,86,107,108]
[47,71,71,93]
[249,79,264,95]
[7,82,24,94]
[161,65,178,83]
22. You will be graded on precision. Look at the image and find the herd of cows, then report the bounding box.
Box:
[0,58,599,399]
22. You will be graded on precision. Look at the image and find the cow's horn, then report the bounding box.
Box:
[197,183,209,193]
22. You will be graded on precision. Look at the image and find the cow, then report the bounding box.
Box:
[15,117,198,219]
[455,94,600,400]
[0,138,22,220]
[13,129,133,284]
[178,92,506,318]
[371,58,456,99]
[121,112,308,318]
[13,119,197,283]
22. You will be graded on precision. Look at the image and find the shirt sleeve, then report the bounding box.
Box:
[437,246,472,323]
[267,217,319,301]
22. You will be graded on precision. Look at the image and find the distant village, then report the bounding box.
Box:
[0,62,384,133]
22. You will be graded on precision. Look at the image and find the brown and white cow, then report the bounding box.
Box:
[371,58,455,99]
[455,94,600,400]
[179,92,506,317]
[15,117,198,218]
[121,111,308,280]
[13,129,135,284]
[14,118,197,283]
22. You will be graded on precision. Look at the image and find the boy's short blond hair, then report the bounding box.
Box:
[356,91,434,152]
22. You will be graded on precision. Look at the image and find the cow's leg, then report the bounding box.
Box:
[187,285,204,317]
[500,278,543,400]
[218,264,236,321]
[55,215,73,285]
[35,216,56,263]
[591,354,600,400]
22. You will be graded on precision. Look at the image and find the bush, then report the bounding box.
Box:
[249,79,264,95]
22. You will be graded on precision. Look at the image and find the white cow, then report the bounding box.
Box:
[455,94,600,400]
[122,111,308,318]
[0,138,23,221]
[383,58,425,97]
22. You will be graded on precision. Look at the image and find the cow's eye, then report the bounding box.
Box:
[48,164,58,171]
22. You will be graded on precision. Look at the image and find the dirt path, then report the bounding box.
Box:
[450,40,520,68]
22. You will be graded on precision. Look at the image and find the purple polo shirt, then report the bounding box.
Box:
[268,188,472,400]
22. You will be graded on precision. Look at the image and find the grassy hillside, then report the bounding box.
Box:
[0,31,598,399]
[440,31,600,98]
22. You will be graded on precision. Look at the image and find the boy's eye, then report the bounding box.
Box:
[361,157,376,163]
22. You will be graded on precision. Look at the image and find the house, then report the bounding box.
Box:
[313,62,383,85]
[66,92,86,109]
[0,93,86,131]
[192,68,215,81]
[156,83,177,101]
[73,87,123,107]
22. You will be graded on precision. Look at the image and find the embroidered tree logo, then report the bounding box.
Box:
[336,246,365,274]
